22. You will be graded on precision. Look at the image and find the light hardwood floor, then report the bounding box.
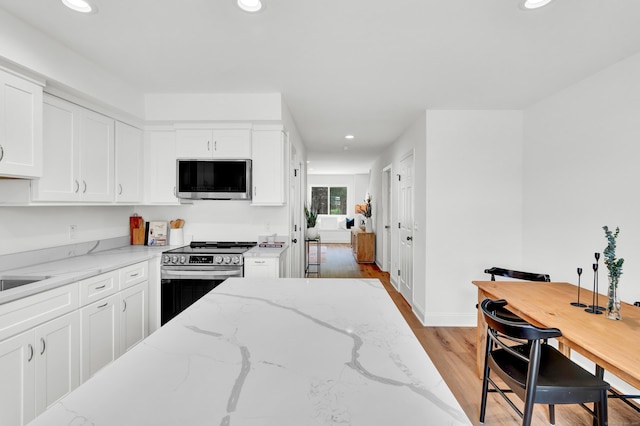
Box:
[316,243,640,426]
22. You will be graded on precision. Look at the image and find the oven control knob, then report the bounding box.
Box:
[171,255,178,264]
[231,256,240,264]
[179,255,187,264]
[214,255,223,264]
[163,255,170,264]
[223,256,231,264]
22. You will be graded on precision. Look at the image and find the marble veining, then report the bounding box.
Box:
[27,278,470,426]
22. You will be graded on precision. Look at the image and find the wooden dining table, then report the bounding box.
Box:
[472,280,640,390]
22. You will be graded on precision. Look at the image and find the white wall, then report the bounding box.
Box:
[0,206,133,255]
[524,52,640,304]
[135,203,288,244]
[144,93,282,122]
[0,8,144,119]
[424,110,524,326]
[523,52,640,396]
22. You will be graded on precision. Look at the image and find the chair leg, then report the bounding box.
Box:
[548,404,555,425]
[598,391,608,426]
[479,366,490,423]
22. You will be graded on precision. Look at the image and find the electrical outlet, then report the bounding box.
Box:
[69,225,77,240]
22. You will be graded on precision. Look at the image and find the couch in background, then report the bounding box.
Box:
[316,216,351,243]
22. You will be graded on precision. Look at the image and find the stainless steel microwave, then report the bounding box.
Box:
[176,159,252,200]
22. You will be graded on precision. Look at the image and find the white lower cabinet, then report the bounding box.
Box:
[244,258,278,278]
[119,282,148,353]
[0,311,79,426]
[0,331,35,426]
[244,252,287,278]
[34,312,80,415]
[80,293,120,382]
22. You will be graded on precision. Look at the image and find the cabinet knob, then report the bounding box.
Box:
[40,338,46,355]
[74,179,80,193]
[292,238,298,244]
[27,344,34,362]
[118,184,123,195]
[82,180,87,193]
[0,144,4,162]
[406,236,413,241]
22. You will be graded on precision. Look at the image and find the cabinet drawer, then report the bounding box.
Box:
[119,262,147,290]
[79,272,118,307]
[0,283,78,341]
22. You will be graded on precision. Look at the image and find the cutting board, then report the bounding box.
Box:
[130,215,146,245]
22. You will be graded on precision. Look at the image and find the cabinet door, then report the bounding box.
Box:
[80,294,120,382]
[144,130,179,204]
[0,331,36,426]
[119,282,148,354]
[31,95,80,201]
[34,312,80,415]
[79,109,114,202]
[0,70,43,178]
[244,258,278,278]
[212,129,251,158]
[175,129,212,158]
[251,130,284,205]
[115,122,143,203]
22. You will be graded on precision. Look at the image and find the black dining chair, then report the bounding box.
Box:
[483,267,551,323]
[479,298,609,426]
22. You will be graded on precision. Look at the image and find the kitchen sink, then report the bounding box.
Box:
[0,275,52,291]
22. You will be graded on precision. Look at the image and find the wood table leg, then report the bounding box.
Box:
[476,289,487,378]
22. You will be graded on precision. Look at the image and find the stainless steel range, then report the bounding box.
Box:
[160,241,256,325]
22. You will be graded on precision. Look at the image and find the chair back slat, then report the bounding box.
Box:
[484,267,550,282]
[480,299,562,341]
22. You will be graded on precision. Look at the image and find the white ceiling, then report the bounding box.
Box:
[1,0,640,174]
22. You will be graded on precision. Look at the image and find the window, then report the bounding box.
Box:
[311,186,347,215]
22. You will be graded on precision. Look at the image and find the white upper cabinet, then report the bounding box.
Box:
[251,128,285,206]
[176,128,251,159]
[144,130,179,204]
[31,96,78,201]
[79,109,115,202]
[32,95,114,202]
[115,122,143,203]
[0,68,43,178]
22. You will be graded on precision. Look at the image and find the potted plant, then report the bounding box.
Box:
[603,225,624,320]
[305,204,319,240]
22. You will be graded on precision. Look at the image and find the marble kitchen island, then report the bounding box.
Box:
[28,278,469,426]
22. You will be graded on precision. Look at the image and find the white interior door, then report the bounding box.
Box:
[289,137,303,277]
[381,165,392,272]
[398,153,414,304]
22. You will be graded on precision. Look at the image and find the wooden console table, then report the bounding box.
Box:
[351,227,375,263]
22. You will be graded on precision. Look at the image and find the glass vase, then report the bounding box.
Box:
[606,276,621,320]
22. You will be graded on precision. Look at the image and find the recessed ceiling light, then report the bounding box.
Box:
[343,146,349,151]
[345,135,355,140]
[61,0,97,13]
[520,0,553,10]
[237,0,263,13]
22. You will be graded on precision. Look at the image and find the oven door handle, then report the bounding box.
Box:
[161,269,242,280]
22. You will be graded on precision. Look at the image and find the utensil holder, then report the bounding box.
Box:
[169,228,184,246]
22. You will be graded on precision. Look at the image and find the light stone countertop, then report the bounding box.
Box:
[27,277,470,426]
[0,244,169,305]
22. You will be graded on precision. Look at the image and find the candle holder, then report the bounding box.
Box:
[570,267,586,307]
[585,261,603,314]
